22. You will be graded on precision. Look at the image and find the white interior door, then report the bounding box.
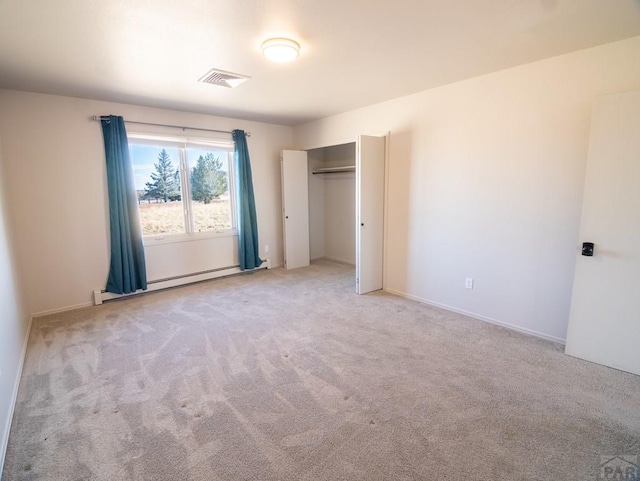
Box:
[565,90,640,376]
[356,135,385,294]
[281,150,310,270]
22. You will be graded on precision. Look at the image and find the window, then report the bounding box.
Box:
[129,134,236,239]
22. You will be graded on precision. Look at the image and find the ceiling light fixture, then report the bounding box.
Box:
[261,38,300,63]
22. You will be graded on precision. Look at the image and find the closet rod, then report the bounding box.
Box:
[312,166,356,175]
[91,116,250,136]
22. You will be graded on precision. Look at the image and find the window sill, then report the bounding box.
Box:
[143,230,238,246]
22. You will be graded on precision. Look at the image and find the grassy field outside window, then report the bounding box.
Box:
[129,135,235,238]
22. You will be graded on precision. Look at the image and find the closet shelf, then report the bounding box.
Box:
[312,165,356,175]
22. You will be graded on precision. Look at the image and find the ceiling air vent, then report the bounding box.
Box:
[198,68,250,88]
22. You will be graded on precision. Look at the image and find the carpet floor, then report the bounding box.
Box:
[2,260,639,480]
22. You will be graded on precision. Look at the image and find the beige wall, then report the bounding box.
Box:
[0,134,28,474]
[323,143,355,265]
[0,90,292,315]
[294,36,640,342]
[324,173,355,264]
[307,143,356,265]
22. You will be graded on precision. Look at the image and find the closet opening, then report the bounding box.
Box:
[308,142,357,276]
[281,134,385,294]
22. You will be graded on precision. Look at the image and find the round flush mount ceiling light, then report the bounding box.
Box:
[261,38,300,63]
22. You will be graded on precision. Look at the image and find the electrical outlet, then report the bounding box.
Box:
[264,244,270,253]
[465,277,474,289]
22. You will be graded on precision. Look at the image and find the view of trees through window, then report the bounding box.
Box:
[130,140,234,236]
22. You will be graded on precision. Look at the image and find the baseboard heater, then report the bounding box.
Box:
[93,259,271,306]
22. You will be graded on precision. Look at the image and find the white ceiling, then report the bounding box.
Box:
[1,0,640,125]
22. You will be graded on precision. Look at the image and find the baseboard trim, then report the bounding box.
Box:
[310,256,355,266]
[385,288,566,345]
[0,313,34,478]
[323,256,356,266]
[31,302,94,318]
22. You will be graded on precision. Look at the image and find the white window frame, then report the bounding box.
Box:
[128,133,238,245]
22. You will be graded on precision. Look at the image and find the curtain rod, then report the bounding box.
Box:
[91,116,250,137]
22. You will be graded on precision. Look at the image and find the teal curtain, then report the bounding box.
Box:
[233,129,263,270]
[101,115,147,293]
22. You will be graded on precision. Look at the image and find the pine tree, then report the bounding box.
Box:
[144,149,181,202]
[190,153,228,204]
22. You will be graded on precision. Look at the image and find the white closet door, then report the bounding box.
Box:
[565,90,640,376]
[281,150,310,270]
[356,135,385,294]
